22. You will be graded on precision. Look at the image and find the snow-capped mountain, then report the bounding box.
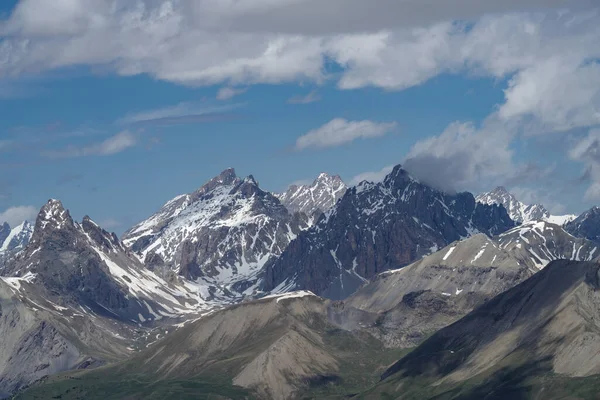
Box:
[4,199,209,323]
[276,172,346,219]
[122,168,309,298]
[476,186,576,224]
[0,220,33,267]
[262,164,515,299]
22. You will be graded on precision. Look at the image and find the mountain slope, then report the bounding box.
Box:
[565,206,600,243]
[17,293,407,400]
[346,221,597,347]
[262,165,515,299]
[276,172,346,219]
[122,168,309,299]
[476,186,575,224]
[3,199,208,324]
[366,260,600,400]
[0,221,33,268]
[0,275,133,397]
[0,200,219,397]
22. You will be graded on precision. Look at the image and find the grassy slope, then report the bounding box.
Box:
[16,320,411,400]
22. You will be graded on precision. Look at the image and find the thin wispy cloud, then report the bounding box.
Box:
[98,218,122,230]
[45,131,137,158]
[119,102,244,126]
[216,87,247,100]
[287,90,321,104]
[295,118,397,151]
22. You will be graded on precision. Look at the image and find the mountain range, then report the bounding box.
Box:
[263,165,514,299]
[4,164,600,399]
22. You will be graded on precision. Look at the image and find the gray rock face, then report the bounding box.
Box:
[476,186,576,225]
[4,200,203,324]
[276,173,346,220]
[476,186,548,223]
[0,221,33,269]
[262,165,515,300]
[565,206,600,243]
[0,270,134,397]
[122,169,309,298]
[345,220,598,347]
[0,224,9,248]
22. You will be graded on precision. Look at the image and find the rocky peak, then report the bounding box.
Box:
[383,164,413,187]
[193,168,241,197]
[122,169,308,296]
[277,172,347,217]
[315,172,343,186]
[476,186,549,223]
[565,206,600,243]
[234,175,262,197]
[34,199,75,234]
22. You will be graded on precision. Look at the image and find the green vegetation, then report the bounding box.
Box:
[297,328,412,399]
[359,352,600,400]
[15,368,252,400]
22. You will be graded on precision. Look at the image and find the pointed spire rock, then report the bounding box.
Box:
[35,199,74,233]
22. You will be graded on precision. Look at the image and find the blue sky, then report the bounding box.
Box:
[1,1,599,233]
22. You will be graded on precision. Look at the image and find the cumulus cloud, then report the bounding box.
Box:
[0,2,597,101]
[0,205,38,226]
[1,1,600,209]
[499,58,600,131]
[287,90,320,104]
[350,165,394,186]
[403,119,516,193]
[295,118,397,151]
[46,131,137,158]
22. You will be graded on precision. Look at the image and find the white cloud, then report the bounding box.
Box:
[499,58,600,131]
[1,1,600,207]
[98,218,121,230]
[0,205,38,226]
[403,119,516,193]
[1,5,596,145]
[295,118,397,151]
[1,2,597,102]
[216,87,247,100]
[350,165,394,186]
[47,130,136,158]
[120,102,242,125]
[287,90,320,104]
[569,129,600,201]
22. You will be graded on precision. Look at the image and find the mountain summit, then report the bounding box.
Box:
[476,186,575,225]
[122,169,309,299]
[276,172,347,219]
[476,186,549,223]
